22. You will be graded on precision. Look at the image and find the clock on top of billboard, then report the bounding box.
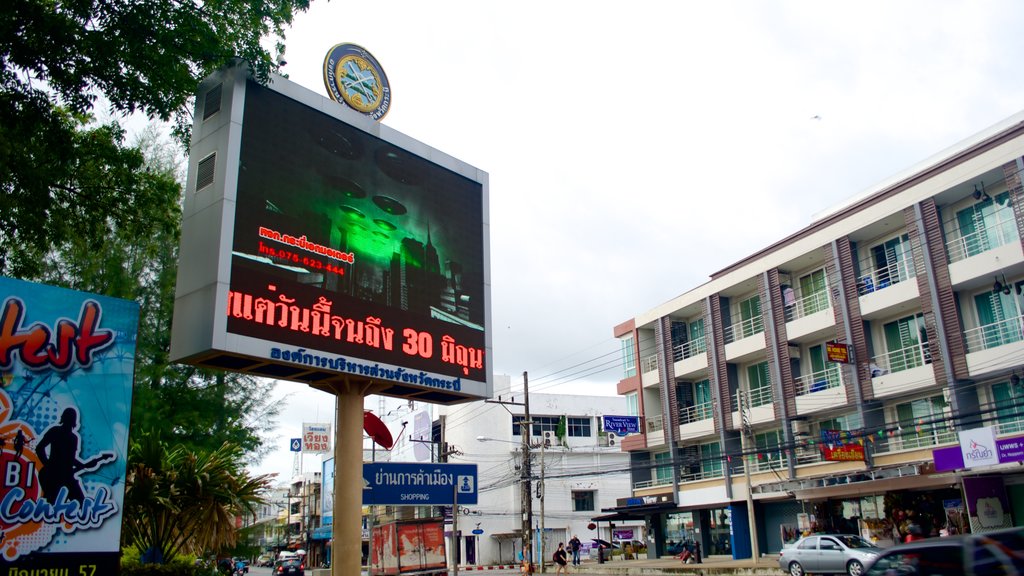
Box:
[170,66,491,405]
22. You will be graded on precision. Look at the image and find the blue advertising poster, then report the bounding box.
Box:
[363,462,477,505]
[602,415,640,435]
[0,277,139,572]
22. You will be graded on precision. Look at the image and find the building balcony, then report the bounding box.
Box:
[732,387,775,427]
[673,337,708,378]
[646,414,665,447]
[857,259,917,297]
[947,229,1024,287]
[859,275,920,320]
[678,403,715,441]
[870,343,934,398]
[964,316,1024,377]
[794,365,848,416]
[724,315,766,362]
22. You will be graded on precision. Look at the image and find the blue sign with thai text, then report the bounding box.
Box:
[363,462,477,505]
[603,415,640,435]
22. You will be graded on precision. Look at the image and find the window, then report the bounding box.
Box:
[895,395,951,449]
[746,362,773,407]
[688,318,707,357]
[572,490,595,512]
[511,415,560,436]
[737,295,763,338]
[625,392,638,417]
[973,289,1023,350]
[694,379,713,420]
[699,441,723,478]
[753,429,785,470]
[621,335,636,378]
[654,451,673,485]
[869,233,915,289]
[955,191,1017,259]
[992,381,1024,434]
[567,417,591,437]
[881,314,930,372]
[817,413,863,436]
[798,268,829,316]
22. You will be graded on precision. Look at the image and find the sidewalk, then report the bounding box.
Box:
[458,555,785,575]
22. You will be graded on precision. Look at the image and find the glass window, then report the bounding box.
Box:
[699,441,723,478]
[625,392,638,417]
[746,362,773,407]
[694,379,713,420]
[882,314,930,372]
[738,295,763,338]
[621,335,636,378]
[511,415,559,436]
[567,417,591,437]
[798,269,829,315]
[870,233,915,288]
[654,451,673,484]
[992,381,1024,434]
[754,429,785,469]
[955,191,1018,259]
[974,289,1023,349]
[895,395,950,449]
[688,318,707,356]
[571,490,595,512]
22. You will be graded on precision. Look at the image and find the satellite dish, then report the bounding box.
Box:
[364,411,395,450]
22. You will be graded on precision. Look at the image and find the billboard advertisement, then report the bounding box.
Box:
[302,422,331,453]
[0,277,139,572]
[171,67,491,405]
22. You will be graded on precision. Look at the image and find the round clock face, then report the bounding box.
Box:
[323,43,391,120]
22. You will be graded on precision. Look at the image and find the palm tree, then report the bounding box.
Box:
[123,433,273,563]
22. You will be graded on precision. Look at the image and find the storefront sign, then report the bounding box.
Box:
[821,443,865,462]
[959,426,998,468]
[603,415,641,435]
[825,341,850,363]
[933,432,1024,471]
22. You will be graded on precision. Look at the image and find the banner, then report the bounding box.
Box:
[0,277,139,573]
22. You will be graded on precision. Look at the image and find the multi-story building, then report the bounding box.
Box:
[441,375,637,566]
[614,111,1024,559]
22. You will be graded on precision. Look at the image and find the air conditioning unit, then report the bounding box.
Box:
[606,432,618,446]
[543,431,553,448]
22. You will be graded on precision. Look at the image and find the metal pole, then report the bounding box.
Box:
[452,485,459,576]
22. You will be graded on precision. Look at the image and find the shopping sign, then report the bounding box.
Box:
[363,462,477,505]
[0,277,140,573]
[602,415,641,435]
[825,341,850,363]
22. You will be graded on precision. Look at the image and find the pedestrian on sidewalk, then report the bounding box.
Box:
[553,542,568,575]
[568,535,581,566]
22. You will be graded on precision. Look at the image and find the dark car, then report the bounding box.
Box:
[274,557,304,575]
[863,527,1024,576]
[778,534,882,576]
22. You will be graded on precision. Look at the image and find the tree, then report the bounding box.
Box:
[123,433,274,564]
[0,0,312,277]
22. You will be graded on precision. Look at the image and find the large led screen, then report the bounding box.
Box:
[173,69,491,404]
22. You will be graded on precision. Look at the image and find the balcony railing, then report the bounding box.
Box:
[736,385,774,409]
[871,342,931,375]
[963,315,1024,353]
[784,290,830,322]
[680,402,714,424]
[894,427,956,450]
[641,353,658,374]
[673,335,707,362]
[857,258,916,296]
[679,466,725,482]
[795,365,843,396]
[633,476,675,490]
[946,220,1019,263]
[724,315,764,344]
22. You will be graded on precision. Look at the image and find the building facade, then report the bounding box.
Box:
[614,112,1024,559]
[441,375,638,566]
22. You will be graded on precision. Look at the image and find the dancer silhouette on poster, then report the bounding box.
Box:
[36,407,115,503]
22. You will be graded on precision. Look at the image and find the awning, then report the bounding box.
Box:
[490,532,521,540]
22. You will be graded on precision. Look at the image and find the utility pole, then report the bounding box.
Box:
[739,389,760,562]
[521,372,533,572]
[538,432,545,574]
[484,372,533,572]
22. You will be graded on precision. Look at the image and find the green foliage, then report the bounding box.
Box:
[123,434,274,564]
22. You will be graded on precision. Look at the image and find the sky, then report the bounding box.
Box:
[249,0,1024,479]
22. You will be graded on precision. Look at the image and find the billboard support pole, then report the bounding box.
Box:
[332,379,371,576]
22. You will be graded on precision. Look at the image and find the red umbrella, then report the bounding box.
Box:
[364,411,395,449]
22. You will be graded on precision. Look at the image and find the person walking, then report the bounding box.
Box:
[568,535,581,566]
[553,542,568,575]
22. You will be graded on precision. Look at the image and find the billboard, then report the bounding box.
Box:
[362,462,477,505]
[303,422,331,453]
[170,66,491,405]
[0,277,139,572]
